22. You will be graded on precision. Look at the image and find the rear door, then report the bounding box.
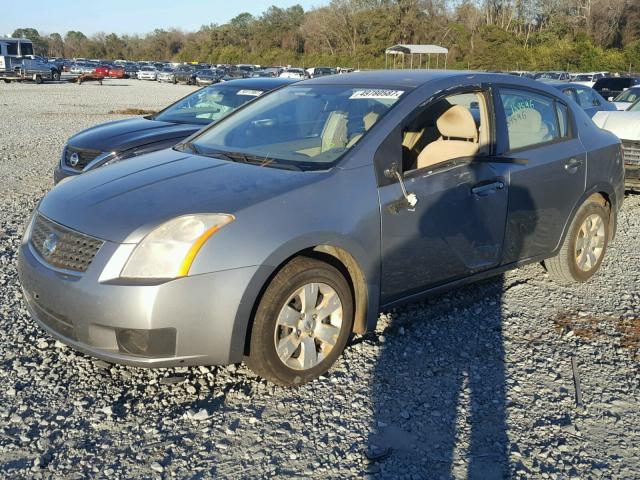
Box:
[494,87,586,263]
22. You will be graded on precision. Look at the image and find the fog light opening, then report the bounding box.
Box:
[115,327,176,357]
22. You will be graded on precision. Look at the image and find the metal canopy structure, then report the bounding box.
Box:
[385,44,448,69]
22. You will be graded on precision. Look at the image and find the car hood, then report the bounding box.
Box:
[613,102,630,111]
[69,117,200,153]
[39,148,317,243]
[593,111,640,140]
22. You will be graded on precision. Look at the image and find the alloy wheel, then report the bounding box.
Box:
[273,282,343,371]
[575,213,606,272]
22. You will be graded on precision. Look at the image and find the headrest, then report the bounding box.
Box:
[363,111,379,131]
[437,105,478,141]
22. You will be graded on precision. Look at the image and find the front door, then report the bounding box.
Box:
[379,159,510,303]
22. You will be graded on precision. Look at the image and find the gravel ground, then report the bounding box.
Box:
[0,80,639,479]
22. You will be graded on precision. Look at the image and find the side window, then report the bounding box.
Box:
[556,103,570,138]
[575,87,596,107]
[7,43,18,56]
[499,88,561,150]
[401,91,490,173]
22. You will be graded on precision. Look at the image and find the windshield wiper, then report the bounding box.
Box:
[178,141,201,155]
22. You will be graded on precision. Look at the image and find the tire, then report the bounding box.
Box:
[544,197,610,284]
[52,70,61,81]
[246,257,353,386]
[34,74,43,84]
[172,77,177,85]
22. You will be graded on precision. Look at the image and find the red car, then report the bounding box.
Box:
[93,65,125,78]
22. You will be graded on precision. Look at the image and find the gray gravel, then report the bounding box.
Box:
[1,80,639,479]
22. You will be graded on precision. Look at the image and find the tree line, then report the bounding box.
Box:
[11,0,640,72]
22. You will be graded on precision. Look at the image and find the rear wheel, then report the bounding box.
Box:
[247,257,353,386]
[544,197,610,284]
[34,74,43,84]
[52,70,61,81]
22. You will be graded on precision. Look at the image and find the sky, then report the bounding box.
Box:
[2,0,326,37]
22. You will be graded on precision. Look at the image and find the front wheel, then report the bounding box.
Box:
[34,74,43,84]
[246,257,353,386]
[544,197,610,284]
[52,70,61,81]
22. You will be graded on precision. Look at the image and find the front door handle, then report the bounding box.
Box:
[471,181,505,196]
[564,158,583,174]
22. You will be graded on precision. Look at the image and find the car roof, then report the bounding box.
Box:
[299,69,570,91]
[218,77,298,88]
[541,80,585,90]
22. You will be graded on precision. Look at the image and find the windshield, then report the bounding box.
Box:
[155,83,268,125]
[628,99,640,112]
[574,74,592,81]
[190,85,406,169]
[614,88,640,102]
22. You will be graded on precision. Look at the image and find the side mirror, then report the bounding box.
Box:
[608,96,614,101]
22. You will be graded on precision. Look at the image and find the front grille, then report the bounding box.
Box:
[64,145,102,170]
[622,140,640,166]
[30,214,104,273]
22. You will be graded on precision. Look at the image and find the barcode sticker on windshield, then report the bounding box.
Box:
[350,89,404,100]
[237,89,263,97]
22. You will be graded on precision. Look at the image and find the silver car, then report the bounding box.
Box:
[19,71,624,385]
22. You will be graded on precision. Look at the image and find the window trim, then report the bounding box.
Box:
[495,84,575,154]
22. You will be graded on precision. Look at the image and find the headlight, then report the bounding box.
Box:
[120,214,234,279]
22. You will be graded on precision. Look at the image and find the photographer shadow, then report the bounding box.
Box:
[366,181,537,479]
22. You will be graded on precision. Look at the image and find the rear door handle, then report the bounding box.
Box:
[565,158,583,173]
[471,181,505,196]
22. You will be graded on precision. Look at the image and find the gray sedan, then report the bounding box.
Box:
[18,71,625,385]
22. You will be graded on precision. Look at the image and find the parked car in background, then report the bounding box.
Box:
[173,65,196,85]
[70,62,94,75]
[137,66,157,81]
[195,69,223,86]
[1,54,59,83]
[280,68,306,79]
[306,67,338,78]
[94,65,125,78]
[593,77,640,101]
[545,81,616,117]
[593,98,640,191]
[535,71,571,81]
[571,72,608,88]
[28,71,623,386]
[610,86,640,110]
[157,67,176,84]
[54,77,297,183]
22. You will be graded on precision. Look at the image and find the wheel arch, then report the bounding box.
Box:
[555,183,617,255]
[234,242,378,360]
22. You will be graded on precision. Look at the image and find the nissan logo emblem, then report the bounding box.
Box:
[42,233,59,257]
[69,152,80,167]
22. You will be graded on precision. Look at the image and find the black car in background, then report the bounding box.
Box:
[54,77,297,183]
[593,77,640,101]
[173,66,197,85]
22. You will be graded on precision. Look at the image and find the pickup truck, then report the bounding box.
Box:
[0,55,59,83]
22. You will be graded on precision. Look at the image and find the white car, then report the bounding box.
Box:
[571,72,608,88]
[593,100,640,191]
[137,67,157,81]
[610,87,640,110]
[279,68,306,79]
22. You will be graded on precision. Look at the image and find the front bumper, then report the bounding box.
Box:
[18,235,261,367]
